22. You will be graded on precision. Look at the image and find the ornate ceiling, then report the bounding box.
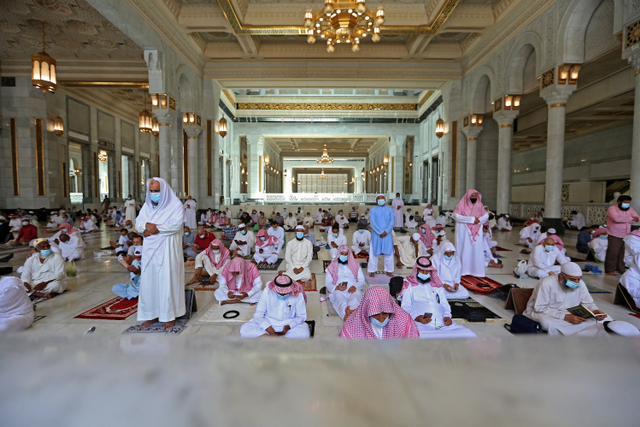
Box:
[265,135,386,157]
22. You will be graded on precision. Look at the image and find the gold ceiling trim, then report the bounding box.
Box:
[216,0,460,36]
[223,89,236,105]
[419,90,435,108]
[60,82,149,88]
[238,102,417,111]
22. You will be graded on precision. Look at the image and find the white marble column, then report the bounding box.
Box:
[494,111,518,214]
[462,127,482,190]
[247,134,263,199]
[183,126,202,199]
[155,112,172,184]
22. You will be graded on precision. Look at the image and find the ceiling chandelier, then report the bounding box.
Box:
[317,144,334,164]
[304,0,385,53]
[139,93,153,134]
[318,169,328,179]
[32,21,57,93]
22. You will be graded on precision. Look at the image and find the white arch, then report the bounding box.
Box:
[504,31,542,94]
[471,66,494,113]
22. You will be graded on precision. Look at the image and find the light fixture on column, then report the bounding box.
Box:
[558,64,582,85]
[284,169,288,177]
[435,116,445,138]
[383,155,389,165]
[470,114,484,126]
[264,155,269,166]
[31,21,57,93]
[152,117,159,137]
[98,150,108,163]
[218,117,228,138]
[150,93,168,109]
[139,94,153,133]
[53,115,64,136]
[503,95,522,111]
[361,168,365,180]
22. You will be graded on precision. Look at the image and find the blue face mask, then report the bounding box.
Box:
[370,315,390,328]
[599,235,607,240]
[590,230,595,235]
[40,249,52,257]
[225,225,230,229]
[184,232,190,236]
[421,229,426,234]
[333,233,339,238]
[296,232,304,239]
[544,245,554,252]
[358,229,364,234]
[260,236,266,241]
[483,232,487,236]
[133,245,142,251]
[621,203,631,209]
[240,230,247,235]
[377,199,385,206]
[565,278,580,289]
[276,293,289,300]
[339,255,348,262]
[417,272,431,281]
[150,193,161,203]
[444,255,453,261]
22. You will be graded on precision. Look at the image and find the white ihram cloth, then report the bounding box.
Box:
[135,177,185,323]
[567,213,586,230]
[453,212,489,277]
[80,219,97,233]
[588,237,608,263]
[497,217,512,231]
[432,242,469,299]
[519,224,541,248]
[183,199,197,229]
[351,230,371,255]
[324,263,365,319]
[0,276,34,332]
[284,216,297,231]
[230,230,255,256]
[523,275,611,335]
[423,207,436,228]
[268,226,285,254]
[327,232,348,259]
[124,199,136,224]
[240,290,310,339]
[392,197,404,227]
[285,238,313,281]
[621,253,640,306]
[21,252,67,295]
[215,272,263,305]
[527,245,569,279]
[401,282,476,339]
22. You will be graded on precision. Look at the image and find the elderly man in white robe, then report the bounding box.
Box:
[351,222,371,256]
[124,195,137,225]
[327,223,348,260]
[183,195,197,229]
[335,210,349,229]
[229,223,255,257]
[215,257,263,306]
[283,212,297,231]
[188,239,231,285]
[523,262,611,335]
[21,238,67,298]
[0,276,35,333]
[392,193,404,229]
[432,242,470,299]
[588,229,608,263]
[302,212,314,229]
[267,221,285,254]
[324,246,365,320]
[497,214,513,231]
[281,225,313,282]
[58,233,85,261]
[453,189,489,277]
[422,205,436,228]
[527,237,569,279]
[519,223,541,251]
[135,178,186,330]
[45,211,63,229]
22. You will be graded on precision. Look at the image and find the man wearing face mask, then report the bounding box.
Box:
[576,225,599,254]
[268,221,285,255]
[188,239,231,286]
[432,242,469,299]
[453,189,489,277]
[182,226,198,259]
[315,208,324,225]
[368,194,395,277]
[327,223,347,260]
[219,218,238,248]
[193,223,215,256]
[400,257,476,339]
[605,195,639,276]
[587,228,608,263]
[351,222,371,256]
[524,262,611,335]
[230,223,255,257]
[281,225,313,282]
[392,193,404,230]
[324,246,365,320]
[10,218,38,247]
[215,257,263,306]
[335,210,349,229]
[284,212,297,231]
[124,194,136,225]
[527,237,569,279]
[302,212,314,229]
[519,223,541,252]
[21,238,67,298]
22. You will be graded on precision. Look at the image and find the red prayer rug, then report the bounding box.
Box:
[301,273,317,292]
[461,276,504,294]
[495,246,513,252]
[354,252,369,259]
[75,297,138,320]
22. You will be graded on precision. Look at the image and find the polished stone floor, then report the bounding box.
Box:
[1,218,639,427]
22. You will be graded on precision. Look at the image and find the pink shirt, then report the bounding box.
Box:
[606,205,639,239]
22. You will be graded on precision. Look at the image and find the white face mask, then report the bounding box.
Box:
[212,249,220,254]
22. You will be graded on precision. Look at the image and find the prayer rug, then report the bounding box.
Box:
[300,273,317,292]
[33,315,46,323]
[198,301,256,323]
[586,284,612,294]
[365,274,393,286]
[320,299,344,327]
[495,246,513,252]
[461,275,504,294]
[122,289,196,335]
[186,278,219,292]
[254,258,283,271]
[75,297,138,320]
[448,298,504,323]
[354,252,368,259]
[184,260,196,271]
[29,290,69,305]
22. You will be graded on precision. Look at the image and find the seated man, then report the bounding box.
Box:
[400,257,476,339]
[303,225,318,251]
[588,228,608,263]
[435,212,446,227]
[58,233,85,261]
[314,208,324,225]
[483,224,502,269]
[535,228,566,255]
[254,229,279,265]
[187,239,231,285]
[230,223,255,257]
[0,276,35,333]
[46,211,63,228]
[79,216,98,233]
[267,221,285,255]
[327,223,347,259]
[432,225,449,254]
[340,286,419,339]
[324,246,365,320]
[351,222,371,256]
[318,212,333,233]
[182,226,198,259]
[215,257,263,306]
[621,252,640,307]
[284,212,297,231]
[21,238,67,298]
[405,214,418,229]
[394,232,420,269]
[257,212,268,229]
[416,224,434,257]
[112,247,142,300]
[295,208,303,225]
[10,218,37,246]
[273,212,284,226]
[422,205,436,228]
[527,237,569,279]
[240,274,310,339]
[523,215,539,227]
[281,225,313,282]
[219,218,238,248]
[519,223,541,251]
[335,210,349,229]
[348,206,359,222]
[523,262,611,335]
[111,228,132,257]
[302,212,314,229]
[432,242,470,299]
[576,225,598,254]
[9,214,22,238]
[119,234,143,266]
[357,214,368,229]
[497,214,512,231]
[193,223,215,256]
[566,210,586,230]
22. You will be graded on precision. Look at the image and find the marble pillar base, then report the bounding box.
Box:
[541,217,565,236]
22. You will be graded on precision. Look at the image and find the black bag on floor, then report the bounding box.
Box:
[389,277,404,298]
[504,314,543,334]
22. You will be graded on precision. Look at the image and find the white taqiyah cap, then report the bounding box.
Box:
[238,223,245,228]
[295,225,304,231]
[377,193,385,198]
[605,321,640,337]
[548,228,556,234]
[561,262,583,277]
[412,233,421,241]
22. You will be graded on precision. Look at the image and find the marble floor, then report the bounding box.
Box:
[1,219,639,426]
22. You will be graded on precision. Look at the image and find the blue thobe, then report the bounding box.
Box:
[369,205,395,256]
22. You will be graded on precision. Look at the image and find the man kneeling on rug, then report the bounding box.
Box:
[21,238,67,299]
[324,245,365,320]
[523,262,612,336]
[112,247,142,300]
[187,239,230,285]
[215,257,263,306]
[240,274,310,339]
[399,256,476,339]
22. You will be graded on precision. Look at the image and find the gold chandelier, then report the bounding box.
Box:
[139,93,153,134]
[32,21,57,93]
[317,144,334,164]
[318,169,328,179]
[304,0,385,53]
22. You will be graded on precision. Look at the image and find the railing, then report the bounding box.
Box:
[263,193,379,203]
[509,202,609,225]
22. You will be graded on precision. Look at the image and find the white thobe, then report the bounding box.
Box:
[423,208,436,228]
[295,212,303,224]
[59,236,85,260]
[406,217,418,229]
[240,291,310,339]
[527,245,569,279]
[401,283,476,339]
[80,219,97,233]
[351,230,371,255]
[230,231,255,256]
[523,276,611,335]
[0,278,34,333]
[432,237,449,255]
[284,216,297,231]
[183,200,197,229]
[135,221,185,323]
[567,213,586,230]
[394,234,418,267]
[253,244,278,264]
[453,212,489,277]
[588,238,608,263]
[315,212,324,224]
[268,227,285,254]
[336,214,348,228]
[303,216,314,228]
[325,263,365,319]
[392,198,404,227]
[624,234,640,267]
[519,225,540,248]
[327,233,347,259]
[432,256,469,299]
[195,251,230,277]
[483,239,498,266]
[46,216,64,228]
[21,253,67,295]
[285,238,313,281]
[621,254,640,306]
[124,199,136,224]
[214,274,263,305]
[9,218,22,234]
[497,217,512,231]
